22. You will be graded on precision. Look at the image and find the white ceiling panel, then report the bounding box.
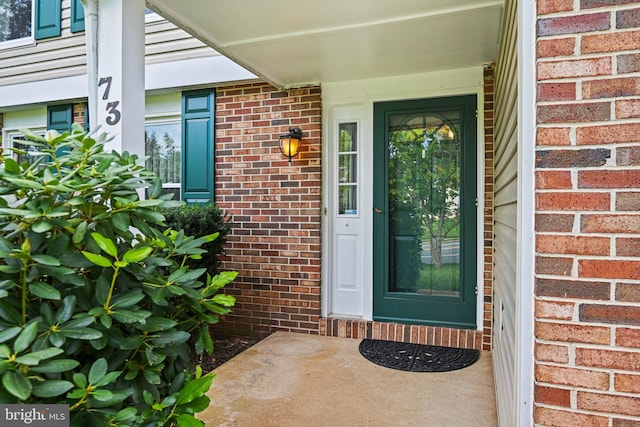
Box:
[148,0,504,88]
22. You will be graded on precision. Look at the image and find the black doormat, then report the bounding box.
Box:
[359,339,480,372]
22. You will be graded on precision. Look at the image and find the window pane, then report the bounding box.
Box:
[6,132,46,166]
[388,111,461,296]
[145,123,181,185]
[338,153,357,184]
[339,185,357,215]
[339,123,357,152]
[0,0,32,42]
[14,141,43,165]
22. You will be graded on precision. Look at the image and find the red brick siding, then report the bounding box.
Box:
[483,65,495,351]
[214,83,322,338]
[538,0,574,15]
[320,318,483,349]
[537,37,577,59]
[72,103,85,126]
[535,1,640,425]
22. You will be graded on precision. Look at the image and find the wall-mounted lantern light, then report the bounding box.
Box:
[279,127,303,163]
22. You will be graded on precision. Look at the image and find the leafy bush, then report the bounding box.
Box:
[162,204,231,274]
[0,125,236,426]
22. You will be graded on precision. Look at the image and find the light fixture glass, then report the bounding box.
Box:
[279,127,303,163]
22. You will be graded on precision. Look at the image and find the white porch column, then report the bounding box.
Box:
[95,0,145,156]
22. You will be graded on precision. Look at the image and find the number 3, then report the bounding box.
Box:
[106,101,121,125]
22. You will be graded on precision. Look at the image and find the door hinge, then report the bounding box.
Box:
[475,285,478,295]
[475,109,478,118]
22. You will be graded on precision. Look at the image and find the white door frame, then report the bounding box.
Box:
[321,67,486,329]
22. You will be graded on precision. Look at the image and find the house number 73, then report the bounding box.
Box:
[98,76,122,126]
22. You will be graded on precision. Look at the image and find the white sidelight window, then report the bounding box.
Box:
[338,122,358,215]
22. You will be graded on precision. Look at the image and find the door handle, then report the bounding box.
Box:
[375,208,383,214]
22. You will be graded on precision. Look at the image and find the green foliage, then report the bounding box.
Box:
[418,262,460,292]
[388,116,461,269]
[0,125,236,426]
[162,204,231,275]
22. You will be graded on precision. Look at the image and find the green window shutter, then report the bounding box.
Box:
[35,0,62,40]
[48,104,72,158]
[70,0,85,33]
[47,104,72,132]
[182,89,215,204]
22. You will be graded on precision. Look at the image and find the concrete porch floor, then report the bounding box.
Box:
[200,332,498,426]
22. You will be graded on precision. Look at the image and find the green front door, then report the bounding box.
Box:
[373,95,477,328]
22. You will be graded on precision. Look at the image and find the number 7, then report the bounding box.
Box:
[98,76,113,100]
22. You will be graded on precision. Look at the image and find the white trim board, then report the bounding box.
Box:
[516,0,536,424]
[0,56,256,110]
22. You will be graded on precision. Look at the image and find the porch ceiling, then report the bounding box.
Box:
[147,0,504,88]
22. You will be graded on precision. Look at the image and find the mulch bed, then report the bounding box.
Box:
[196,336,261,372]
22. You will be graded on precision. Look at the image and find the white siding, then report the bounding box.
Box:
[0,1,220,87]
[0,1,86,86]
[144,19,216,65]
[492,0,519,425]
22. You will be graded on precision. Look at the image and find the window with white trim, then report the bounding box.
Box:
[145,121,182,200]
[4,129,47,166]
[0,0,32,47]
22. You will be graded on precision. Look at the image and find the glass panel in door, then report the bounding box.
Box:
[388,111,461,296]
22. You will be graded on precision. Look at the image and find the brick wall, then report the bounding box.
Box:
[320,318,484,349]
[72,103,86,126]
[214,82,322,338]
[484,65,495,352]
[535,1,640,425]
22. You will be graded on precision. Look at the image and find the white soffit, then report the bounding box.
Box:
[147,0,504,88]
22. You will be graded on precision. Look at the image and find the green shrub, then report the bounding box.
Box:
[0,125,236,426]
[162,204,231,275]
